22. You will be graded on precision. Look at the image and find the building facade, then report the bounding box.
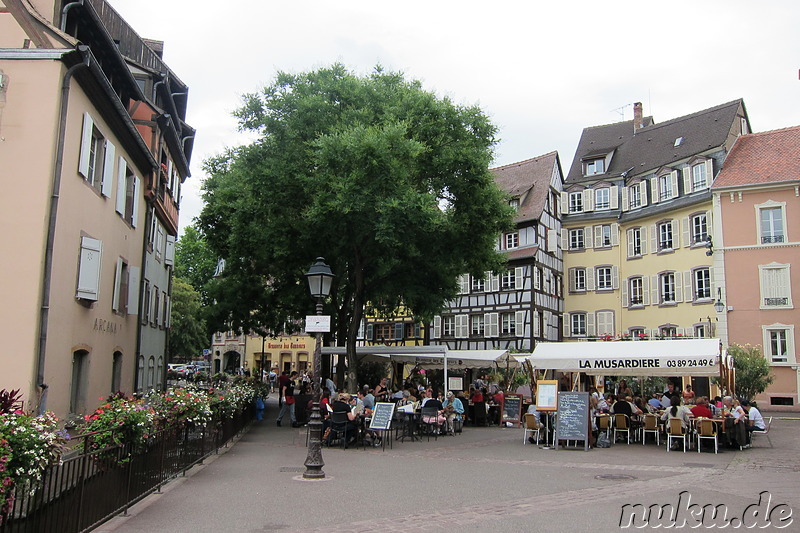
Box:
[0,0,192,418]
[713,126,800,408]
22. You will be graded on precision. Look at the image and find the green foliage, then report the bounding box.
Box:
[730,343,774,402]
[174,224,217,305]
[356,361,388,392]
[169,278,208,361]
[199,64,512,391]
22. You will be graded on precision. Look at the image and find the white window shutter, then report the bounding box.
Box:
[486,313,499,338]
[548,229,558,252]
[682,216,690,247]
[127,265,140,315]
[101,140,115,196]
[709,266,716,294]
[670,171,679,199]
[515,267,524,290]
[533,268,541,290]
[684,271,693,302]
[622,186,629,211]
[650,177,659,204]
[586,313,596,337]
[706,210,713,236]
[491,273,500,292]
[639,182,648,207]
[641,229,648,255]
[583,189,594,212]
[671,220,679,246]
[78,112,93,179]
[682,166,692,194]
[586,268,596,291]
[165,295,171,328]
[705,159,714,185]
[563,314,571,338]
[610,186,619,209]
[561,229,568,251]
[650,224,657,252]
[568,268,576,292]
[611,223,619,246]
[516,311,525,338]
[76,236,102,300]
[560,192,569,214]
[642,276,650,306]
[165,235,176,266]
[627,229,635,258]
[116,157,127,215]
[584,226,594,248]
[433,316,441,338]
[611,265,619,290]
[651,274,659,304]
[594,225,602,248]
[112,257,123,312]
[131,177,141,227]
[675,273,683,302]
[457,315,468,338]
[533,310,541,337]
[459,274,470,294]
[621,279,629,307]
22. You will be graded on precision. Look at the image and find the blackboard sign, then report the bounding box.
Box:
[369,402,396,431]
[502,394,523,427]
[555,392,589,451]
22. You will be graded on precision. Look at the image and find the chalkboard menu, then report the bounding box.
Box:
[369,402,396,431]
[555,392,589,451]
[502,394,523,427]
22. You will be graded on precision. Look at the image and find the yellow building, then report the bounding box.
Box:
[245,333,316,375]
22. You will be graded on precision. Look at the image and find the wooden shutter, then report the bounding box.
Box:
[650,224,657,252]
[533,310,540,337]
[131,177,141,227]
[627,229,635,258]
[621,278,629,307]
[560,192,569,214]
[651,274,659,304]
[584,226,593,248]
[671,220,679,247]
[586,268,596,291]
[684,271,693,302]
[127,265,140,315]
[76,236,102,300]
[682,166,692,194]
[611,265,619,290]
[586,313,596,337]
[640,228,648,255]
[594,225,602,248]
[394,323,404,340]
[563,314,571,338]
[457,315,469,338]
[490,273,500,292]
[486,313,499,338]
[621,186,629,211]
[682,217,691,247]
[706,210,713,236]
[165,295,171,328]
[78,112,93,178]
[611,223,619,246]
[116,157,127,215]
[610,186,619,209]
[583,189,594,212]
[548,229,558,251]
[165,235,176,266]
[516,311,525,338]
[642,276,650,305]
[515,267,524,290]
[112,257,123,312]
[561,229,569,251]
[674,273,683,302]
[568,268,576,292]
[639,182,648,207]
[366,323,374,341]
[533,268,541,290]
[705,159,714,185]
[101,140,115,196]
[433,316,441,339]
[650,177,659,203]
[670,171,679,199]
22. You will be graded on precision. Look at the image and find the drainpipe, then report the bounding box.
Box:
[35,45,91,414]
[59,0,84,32]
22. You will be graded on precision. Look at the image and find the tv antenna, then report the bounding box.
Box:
[611,103,632,121]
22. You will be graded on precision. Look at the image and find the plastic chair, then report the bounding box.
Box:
[613,414,632,444]
[666,417,687,452]
[328,411,356,449]
[696,418,717,454]
[523,413,542,445]
[750,416,773,447]
[641,414,660,446]
[420,407,443,441]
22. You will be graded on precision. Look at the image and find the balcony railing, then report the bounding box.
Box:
[764,297,789,306]
[761,235,785,244]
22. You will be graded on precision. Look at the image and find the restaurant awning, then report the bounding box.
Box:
[320,345,514,369]
[519,339,723,376]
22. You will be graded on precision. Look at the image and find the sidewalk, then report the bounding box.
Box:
[100,400,799,532]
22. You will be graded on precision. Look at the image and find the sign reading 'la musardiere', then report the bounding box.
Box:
[579,358,715,369]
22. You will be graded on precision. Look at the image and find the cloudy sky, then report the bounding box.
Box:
[110,0,800,231]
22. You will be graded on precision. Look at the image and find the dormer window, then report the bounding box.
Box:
[509,198,519,210]
[584,158,605,176]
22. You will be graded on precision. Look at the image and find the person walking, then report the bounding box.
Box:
[277,371,299,427]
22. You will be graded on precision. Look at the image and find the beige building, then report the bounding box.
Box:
[210,331,316,376]
[0,1,192,419]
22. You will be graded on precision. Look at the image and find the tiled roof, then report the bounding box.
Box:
[503,245,539,261]
[713,125,800,188]
[566,100,745,185]
[492,151,561,223]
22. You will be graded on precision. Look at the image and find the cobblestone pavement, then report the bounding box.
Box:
[102,402,799,533]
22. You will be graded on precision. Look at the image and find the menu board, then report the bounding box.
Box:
[555,392,589,451]
[502,394,523,427]
[369,402,396,431]
[536,380,558,411]
[448,377,464,391]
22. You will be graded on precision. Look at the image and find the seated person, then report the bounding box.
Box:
[442,391,464,434]
[327,393,359,444]
[722,396,747,447]
[661,397,692,432]
[358,389,374,412]
[740,400,765,444]
[647,393,662,412]
[471,389,484,403]
[421,394,445,432]
[690,397,713,419]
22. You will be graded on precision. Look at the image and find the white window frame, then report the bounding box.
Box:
[756,201,786,244]
[594,188,610,210]
[505,232,519,249]
[471,315,485,337]
[501,269,515,291]
[692,163,708,191]
[629,184,641,209]
[569,191,583,213]
[759,263,792,309]
[628,227,643,257]
[691,213,708,245]
[596,267,613,290]
[571,313,587,336]
[629,277,644,306]
[658,221,674,251]
[575,268,586,291]
[693,268,711,300]
[658,174,674,201]
[569,228,584,250]
[762,324,795,365]
[471,276,485,293]
[584,158,605,176]
[660,272,676,304]
[501,312,516,336]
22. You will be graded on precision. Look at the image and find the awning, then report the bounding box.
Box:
[320,345,514,369]
[519,339,722,376]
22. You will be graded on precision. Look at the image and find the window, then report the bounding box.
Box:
[115,158,139,227]
[594,188,610,210]
[692,163,707,191]
[596,311,614,336]
[142,279,151,324]
[136,356,145,392]
[405,322,421,339]
[629,277,643,306]
[574,268,586,291]
[759,263,792,308]
[569,192,583,213]
[630,327,645,340]
[629,184,641,209]
[660,272,676,303]
[501,312,516,336]
[504,232,519,249]
[695,325,707,338]
[471,276,485,292]
[571,313,586,336]
[628,227,643,257]
[471,315,485,336]
[569,228,584,250]
[152,286,160,326]
[112,257,129,314]
[111,352,123,393]
[501,269,515,291]
[70,350,89,414]
[692,213,708,244]
[375,324,392,340]
[509,198,519,210]
[596,267,613,290]
[78,113,113,196]
[694,268,711,300]
[147,356,155,389]
[759,206,785,243]
[599,224,612,247]
[660,327,677,338]
[76,236,102,301]
[442,316,455,337]
[658,221,674,250]
[768,330,788,363]
[584,158,604,176]
[155,225,164,261]
[658,174,673,201]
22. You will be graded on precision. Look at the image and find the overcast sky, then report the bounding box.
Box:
[110,0,800,232]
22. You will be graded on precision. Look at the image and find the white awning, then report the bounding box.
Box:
[320,346,515,369]
[519,339,722,376]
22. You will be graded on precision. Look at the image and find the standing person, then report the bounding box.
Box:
[277,371,299,427]
[269,368,278,393]
[374,377,389,403]
[617,380,633,398]
[682,384,696,405]
[277,371,289,407]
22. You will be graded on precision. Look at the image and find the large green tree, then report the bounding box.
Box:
[199,64,513,391]
[731,343,774,403]
[168,278,208,362]
[174,223,217,305]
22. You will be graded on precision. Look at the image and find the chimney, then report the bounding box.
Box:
[633,102,643,132]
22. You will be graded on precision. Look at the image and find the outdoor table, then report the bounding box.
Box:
[395,410,420,442]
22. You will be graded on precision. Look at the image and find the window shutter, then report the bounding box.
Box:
[709,266,716,294]
[394,322,404,340]
[515,267,524,290]
[650,224,657,252]
[165,295,171,328]
[486,313,499,338]
[639,182,648,207]
[165,235,176,266]
[705,159,714,185]
[116,157,127,215]
[671,220,679,246]
[676,327,685,337]
[670,171,680,199]
[674,273,683,302]
[650,177,659,203]
[621,186,629,211]
[682,166,692,194]
[112,257,123,312]
[682,217,691,247]
[611,223,619,246]
[561,229,569,251]
[651,274,659,304]
[584,226,594,248]
[627,229,635,258]
[641,229,648,255]
[568,268,576,292]
[586,268,596,291]
[131,176,140,227]
[127,265,140,315]
[586,313,596,337]
[357,319,365,339]
[76,236,102,300]
[491,273,500,292]
[516,311,525,338]
[533,310,541,337]
[621,279,629,307]
[563,314,571,338]
[611,265,619,290]
[433,316,441,338]
[560,192,569,214]
[684,271,693,302]
[610,185,619,209]
[459,315,470,338]
[101,140,115,196]
[150,286,157,325]
[642,276,650,306]
[706,210,713,236]
[548,229,558,252]
[459,274,470,294]
[366,323,374,341]
[583,189,594,212]
[78,112,93,178]
[533,268,541,290]
[594,225,602,248]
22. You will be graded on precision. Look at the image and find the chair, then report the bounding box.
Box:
[420,407,443,441]
[597,415,612,440]
[328,411,356,449]
[613,414,632,444]
[472,402,487,427]
[666,417,687,452]
[696,418,718,454]
[640,414,660,446]
[750,416,773,448]
[523,413,542,445]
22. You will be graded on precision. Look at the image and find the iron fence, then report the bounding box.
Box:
[1,408,252,533]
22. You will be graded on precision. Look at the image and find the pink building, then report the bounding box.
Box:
[713,126,800,410]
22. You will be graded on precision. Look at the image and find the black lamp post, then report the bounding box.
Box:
[303,257,334,479]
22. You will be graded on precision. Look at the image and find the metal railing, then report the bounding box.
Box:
[764,297,789,306]
[1,408,252,533]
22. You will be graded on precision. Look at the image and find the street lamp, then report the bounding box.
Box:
[303,257,334,479]
[713,288,725,314]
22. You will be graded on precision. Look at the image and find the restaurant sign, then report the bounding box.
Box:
[578,357,716,370]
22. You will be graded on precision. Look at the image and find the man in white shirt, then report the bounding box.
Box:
[740,400,765,447]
